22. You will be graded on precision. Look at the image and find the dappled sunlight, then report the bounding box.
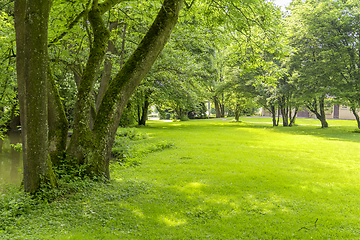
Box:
[159,214,187,226]
[178,182,207,194]
[132,208,145,219]
[242,193,294,215]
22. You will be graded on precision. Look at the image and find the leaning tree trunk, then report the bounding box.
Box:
[95,21,119,111]
[350,107,360,129]
[289,107,298,127]
[69,0,184,178]
[318,98,328,128]
[67,5,110,163]
[15,0,56,193]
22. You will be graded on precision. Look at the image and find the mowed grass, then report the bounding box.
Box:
[2,118,360,239]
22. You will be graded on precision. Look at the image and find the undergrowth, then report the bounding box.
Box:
[0,127,174,236]
[111,127,174,167]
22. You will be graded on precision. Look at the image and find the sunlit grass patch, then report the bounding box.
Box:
[2,119,360,239]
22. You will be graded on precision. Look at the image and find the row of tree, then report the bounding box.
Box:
[256,0,360,128]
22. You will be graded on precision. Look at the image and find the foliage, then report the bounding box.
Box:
[0,8,17,135]
[285,0,360,127]
[111,127,174,168]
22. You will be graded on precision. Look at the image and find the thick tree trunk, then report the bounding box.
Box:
[90,0,184,178]
[15,0,56,193]
[95,21,119,111]
[14,0,27,182]
[68,5,110,163]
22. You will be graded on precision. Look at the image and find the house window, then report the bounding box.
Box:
[341,105,348,109]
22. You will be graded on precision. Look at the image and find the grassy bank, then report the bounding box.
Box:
[1,118,360,239]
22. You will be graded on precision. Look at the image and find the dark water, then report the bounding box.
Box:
[0,133,23,186]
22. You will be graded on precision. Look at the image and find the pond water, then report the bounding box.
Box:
[0,133,23,187]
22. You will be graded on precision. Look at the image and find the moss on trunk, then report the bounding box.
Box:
[15,0,57,193]
[90,0,184,178]
[48,66,68,166]
[67,5,110,163]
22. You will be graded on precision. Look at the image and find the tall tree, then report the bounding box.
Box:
[14,0,56,193]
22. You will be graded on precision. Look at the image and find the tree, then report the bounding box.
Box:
[14,0,183,193]
[286,0,337,128]
[14,0,57,192]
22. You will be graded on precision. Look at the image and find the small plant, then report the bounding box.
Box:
[116,128,147,140]
[10,143,23,152]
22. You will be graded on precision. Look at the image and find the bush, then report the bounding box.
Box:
[111,127,174,169]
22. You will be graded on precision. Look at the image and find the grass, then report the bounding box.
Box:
[1,117,360,239]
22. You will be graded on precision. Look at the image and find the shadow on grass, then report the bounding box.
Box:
[39,173,359,239]
[147,119,360,144]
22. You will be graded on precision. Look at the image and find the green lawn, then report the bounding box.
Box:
[1,118,360,239]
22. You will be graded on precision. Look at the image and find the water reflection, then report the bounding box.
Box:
[0,132,23,186]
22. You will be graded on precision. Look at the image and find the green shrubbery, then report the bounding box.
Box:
[111,127,174,168]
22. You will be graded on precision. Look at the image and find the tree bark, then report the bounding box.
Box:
[350,107,360,129]
[213,96,221,118]
[15,0,56,193]
[235,104,241,122]
[90,0,184,178]
[67,4,110,163]
[48,66,69,166]
[95,21,119,111]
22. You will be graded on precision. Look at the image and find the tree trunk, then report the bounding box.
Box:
[235,104,241,122]
[280,96,289,127]
[48,66,69,166]
[269,105,277,127]
[319,98,328,128]
[139,93,151,126]
[15,0,56,193]
[350,107,360,129]
[289,107,298,127]
[213,96,221,118]
[95,21,119,111]
[220,93,225,117]
[306,97,328,128]
[83,0,184,178]
[67,5,110,163]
